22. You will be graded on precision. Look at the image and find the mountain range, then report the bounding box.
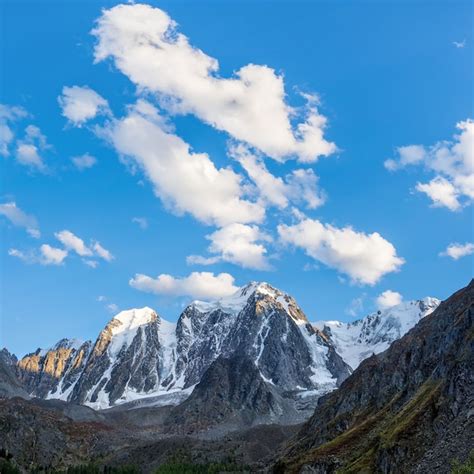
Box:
[15,282,438,417]
[1,280,472,473]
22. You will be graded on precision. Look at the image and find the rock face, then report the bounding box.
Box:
[275,280,474,473]
[18,338,91,399]
[0,349,28,399]
[17,283,352,411]
[165,354,292,433]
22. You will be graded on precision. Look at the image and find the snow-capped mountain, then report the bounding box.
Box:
[16,282,439,412]
[315,297,440,369]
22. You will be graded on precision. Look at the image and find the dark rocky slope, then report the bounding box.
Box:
[164,355,299,434]
[0,349,29,399]
[274,280,474,473]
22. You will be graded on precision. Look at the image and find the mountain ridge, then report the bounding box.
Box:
[14,281,439,417]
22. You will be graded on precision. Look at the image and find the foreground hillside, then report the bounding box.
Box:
[274,280,474,473]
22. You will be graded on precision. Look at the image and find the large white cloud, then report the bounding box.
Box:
[0,201,40,238]
[386,119,474,211]
[103,100,264,226]
[278,218,404,285]
[376,290,403,310]
[92,3,336,162]
[58,86,109,126]
[187,223,271,270]
[129,271,238,299]
[440,242,474,260]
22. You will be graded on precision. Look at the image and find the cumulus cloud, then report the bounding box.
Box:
[0,201,40,238]
[230,144,325,209]
[71,153,97,170]
[92,3,336,162]
[440,242,474,260]
[129,271,238,300]
[103,100,264,226]
[278,218,404,285]
[415,177,461,211]
[376,290,403,310]
[187,223,271,270]
[58,86,109,126]
[8,244,68,266]
[40,244,68,265]
[386,119,474,211]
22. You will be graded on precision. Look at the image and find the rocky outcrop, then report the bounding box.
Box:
[164,355,287,433]
[17,339,91,399]
[274,280,474,473]
[0,349,28,399]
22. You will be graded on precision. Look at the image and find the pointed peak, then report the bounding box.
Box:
[110,307,158,335]
[51,338,85,351]
[238,281,283,299]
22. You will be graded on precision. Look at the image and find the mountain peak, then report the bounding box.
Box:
[190,281,290,315]
[110,307,157,335]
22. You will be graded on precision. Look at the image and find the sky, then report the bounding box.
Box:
[1,0,473,357]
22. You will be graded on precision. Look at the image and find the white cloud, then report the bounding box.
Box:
[40,244,68,265]
[15,125,50,171]
[188,223,271,270]
[55,230,93,257]
[376,290,403,310]
[8,248,30,262]
[440,242,474,260]
[415,177,461,211]
[92,3,336,162]
[104,100,264,226]
[387,119,474,211]
[16,144,44,170]
[230,144,325,209]
[83,259,99,268]
[54,230,114,262]
[0,201,40,238]
[129,271,238,300]
[8,244,68,266]
[0,104,28,156]
[58,86,109,126]
[278,218,404,285]
[71,153,97,170]
[92,241,114,261]
[286,168,326,209]
[384,145,426,170]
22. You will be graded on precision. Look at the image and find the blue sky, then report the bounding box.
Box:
[1,0,472,357]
